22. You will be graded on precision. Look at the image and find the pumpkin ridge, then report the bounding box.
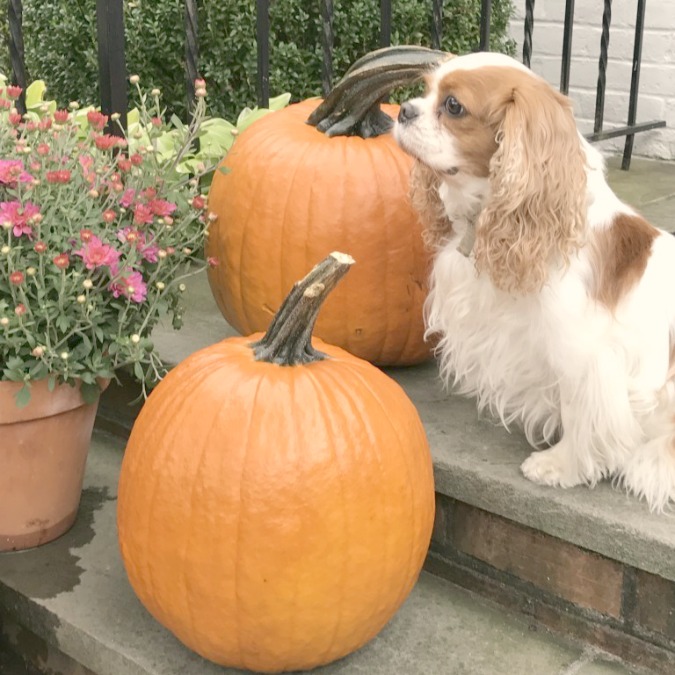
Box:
[132,364,218,626]
[122,355,245,642]
[340,361,430,611]
[233,372,266,668]
[366,140,391,365]
[276,138,320,322]
[301,367,351,662]
[384,141,421,365]
[219,120,299,333]
[235,140,282,334]
[178,373,243,656]
[311,364,393,646]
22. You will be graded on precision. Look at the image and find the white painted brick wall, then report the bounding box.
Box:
[509,0,675,160]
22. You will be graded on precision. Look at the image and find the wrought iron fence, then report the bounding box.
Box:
[5,0,667,170]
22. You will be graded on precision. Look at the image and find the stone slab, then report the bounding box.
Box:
[0,433,643,675]
[606,156,675,226]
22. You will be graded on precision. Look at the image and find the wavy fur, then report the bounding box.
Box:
[394,52,675,512]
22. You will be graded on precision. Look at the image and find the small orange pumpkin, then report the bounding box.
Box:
[117,252,435,673]
[206,47,445,366]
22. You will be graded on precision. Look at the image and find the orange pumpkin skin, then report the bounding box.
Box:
[205,99,432,366]
[117,335,435,673]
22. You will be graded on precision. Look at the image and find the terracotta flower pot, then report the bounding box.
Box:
[0,378,108,552]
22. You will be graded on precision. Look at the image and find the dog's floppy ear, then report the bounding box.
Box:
[474,80,587,292]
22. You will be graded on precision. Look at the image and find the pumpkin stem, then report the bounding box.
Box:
[306,46,448,138]
[251,252,355,366]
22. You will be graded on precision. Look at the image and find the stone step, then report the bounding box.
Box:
[0,431,645,675]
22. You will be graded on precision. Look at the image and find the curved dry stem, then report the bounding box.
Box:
[251,252,355,366]
[307,46,448,138]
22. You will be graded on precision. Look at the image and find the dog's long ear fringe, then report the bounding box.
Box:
[474,82,587,293]
[409,160,454,249]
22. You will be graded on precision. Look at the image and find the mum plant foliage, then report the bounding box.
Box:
[0,76,218,405]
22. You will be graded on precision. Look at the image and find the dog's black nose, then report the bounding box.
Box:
[398,101,419,123]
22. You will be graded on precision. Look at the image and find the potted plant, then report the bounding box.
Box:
[0,76,214,551]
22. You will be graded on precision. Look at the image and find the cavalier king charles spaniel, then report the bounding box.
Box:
[394,51,675,512]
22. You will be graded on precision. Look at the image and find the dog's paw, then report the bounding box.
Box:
[520,447,582,488]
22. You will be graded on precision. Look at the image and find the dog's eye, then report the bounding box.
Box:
[443,96,465,117]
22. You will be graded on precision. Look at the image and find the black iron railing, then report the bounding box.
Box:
[5,0,667,170]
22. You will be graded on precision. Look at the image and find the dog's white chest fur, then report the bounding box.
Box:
[426,242,562,447]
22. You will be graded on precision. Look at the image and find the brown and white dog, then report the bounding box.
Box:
[394,51,675,511]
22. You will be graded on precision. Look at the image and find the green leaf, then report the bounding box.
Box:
[268,93,291,111]
[170,114,185,130]
[236,107,275,132]
[25,80,47,108]
[80,381,101,405]
[127,107,140,126]
[133,361,144,381]
[14,385,31,409]
[47,376,57,392]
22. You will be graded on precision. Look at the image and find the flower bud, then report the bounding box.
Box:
[129,75,140,85]
[155,281,165,290]
[83,279,94,289]
[0,317,9,327]
[60,351,69,360]
[131,334,141,344]
[77,295,86,304]
[32,346,45,358]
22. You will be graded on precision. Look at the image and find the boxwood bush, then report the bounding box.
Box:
[3,0,514,121]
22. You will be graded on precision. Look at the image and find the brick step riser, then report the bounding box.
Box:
[429,494,675,675]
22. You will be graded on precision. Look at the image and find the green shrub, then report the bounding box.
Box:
[7,0,514,121]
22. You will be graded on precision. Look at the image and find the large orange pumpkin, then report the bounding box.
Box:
[117,252,435,673]
[206,47,445,366]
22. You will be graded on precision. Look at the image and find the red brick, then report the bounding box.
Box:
[449,502,624,618]
[635,569,675,640]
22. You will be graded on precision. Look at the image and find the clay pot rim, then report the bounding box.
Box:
[0,377,110,425]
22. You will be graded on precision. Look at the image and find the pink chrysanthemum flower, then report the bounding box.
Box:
[0,200,40,238]
[148,199,177,217]
[73,234,121,270]
[117,227,160,263]
[119,188,136,208]
[0,159,33,185]
[110,270,147,303]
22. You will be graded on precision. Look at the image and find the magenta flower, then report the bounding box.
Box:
[119,188,136,208]
[0,160,33,185]
[0,200,40,238]
[73,234,121,270]
[148,199,176,217]
[140,243,159,263]
[133,203,154,225]
[110,270,147,303]
[117,227,160,263]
